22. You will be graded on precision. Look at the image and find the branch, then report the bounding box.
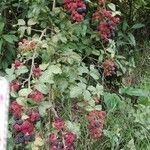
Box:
[52,0,56,10]
[48,85,58,118]
[23,28,47,88]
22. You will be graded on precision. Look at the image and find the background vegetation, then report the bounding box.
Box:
[0,0,149,150]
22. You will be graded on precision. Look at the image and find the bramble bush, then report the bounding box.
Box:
[0,0,149,150]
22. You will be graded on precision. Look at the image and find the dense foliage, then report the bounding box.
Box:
[0,0,149,150]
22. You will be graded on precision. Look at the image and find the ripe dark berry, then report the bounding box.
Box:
[77,8,83,14]
[24,135,31,142]
[16,132,24,138]
[26,110,32,116]
[64,0,87,22]
[16,119,23,125]
[15,136,25,144]
[18,136,25,143]
[82,7,87,13]
[29,134,35,142]
[14,137,20,144]
[14,115,21,121]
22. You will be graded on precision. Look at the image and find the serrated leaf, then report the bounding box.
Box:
[15,66,28,76]
[16,97,27,106]
[90,65,99,80]
[35,83,49,94]
[27,19,37,26]
[132,23,144,29]
[0,40,3,52]
[0,22,4,33]
[126,139,136,150]
[108,3,116,11]
[83,90,91,101]
[27,26,31,35]
[17,19,26,25]
[70,86,82,98]
[48,65,62,74]
[78,65,89,75]
[18,88,32,97]
[119,87,149,97]
[94,105,102,110]
[39,101,50,117]
[104,93,122,111]
[5,68,15,75]
[128,33,136,46]
[3,34,17,44]
[39,63,49,70]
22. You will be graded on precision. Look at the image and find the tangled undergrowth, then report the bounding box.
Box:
[0,0,149,150]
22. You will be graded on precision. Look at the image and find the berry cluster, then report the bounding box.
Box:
[29,90,44,103]
[32,66,42,78]
[10,101,23,117]
[14,59,22,69]
[102,59,116,77]
[64,0,87,22]
[10,104,40,144]
[18,39,37,51]
[87,110,106,139]
[10,80,20,92]
[49,117,77,150]
[92,2,119,42]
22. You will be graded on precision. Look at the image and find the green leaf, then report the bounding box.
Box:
[17,19,26,25]
[89,65,99,80]
[78,65,89,75]
[2,34,17,44]
[18,88,32,97]
[96,84,104,96]
[39,71,54,84]
[128,33,136,46]
[0,40,3,52]
[16,97,27,106]
[70,86,82,98]
[119,87,149,97]
[39,63,49,70]
[126,139,136,150]
[65,121,81,138]
[104,93,122,111]
[27,19,37,26]
[35,83,49,94]
[15,66,28,76]
[132,23,144,29]
[18,26,26,37]
[94,105,102,110]
[123,21,129,31]
[0,22,4,33]
[48,65,62,74]
[83,90,91,101]
[5,67,15,75]
[108,3,116,11]
[39,101,50,117]
[27,27,31,35]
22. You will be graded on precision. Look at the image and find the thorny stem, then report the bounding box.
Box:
[23,28,47,88]
[27,51,36,89]
[48,85,58,118]
[52,0,56,10]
